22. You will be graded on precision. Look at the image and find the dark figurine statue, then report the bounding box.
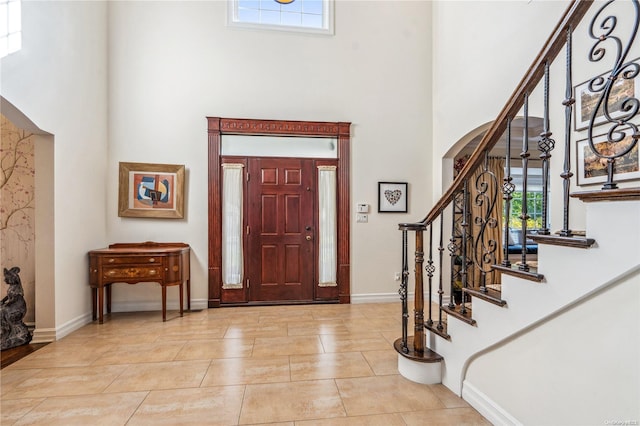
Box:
[1,267,33,350]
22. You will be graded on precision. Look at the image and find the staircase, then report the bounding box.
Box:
[395,1,640,424]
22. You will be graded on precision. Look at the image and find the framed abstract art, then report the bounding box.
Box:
[118,162,185,218]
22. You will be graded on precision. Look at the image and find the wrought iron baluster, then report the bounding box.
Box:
[447,191,463,309]
[437,212,445,332]
[587,0,640,190]
[560,27,574,237]
[413,229,425,355]
[426,224,435,328]
[519,93,531,272]
[538,61,555,235]
[460,181,470,314]
[502,118,515,267]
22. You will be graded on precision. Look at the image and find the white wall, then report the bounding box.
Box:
[431,0,568,185]
[106,0,433,308]
[0,1,108,334]
[431,0,569,200]
[465,268,640,425]
[431,0,640,234]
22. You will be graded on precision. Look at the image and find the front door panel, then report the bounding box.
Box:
[247,158,315,302]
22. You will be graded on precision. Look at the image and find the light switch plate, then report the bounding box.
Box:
[356,214,369,223]
[357,204,370,213]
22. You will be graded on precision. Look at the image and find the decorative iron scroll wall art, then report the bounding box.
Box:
[574,59,640,131]
[378,182,408,213]
[576,132,640,185]
[585,0,639,189]
[118,162,185,218]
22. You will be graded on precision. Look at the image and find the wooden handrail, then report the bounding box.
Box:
[404,0,593,229]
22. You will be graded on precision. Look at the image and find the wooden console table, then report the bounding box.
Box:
[88,242,190,323]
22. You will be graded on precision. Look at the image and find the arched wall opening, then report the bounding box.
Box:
[434,117,545,302]
[1,96,55,342]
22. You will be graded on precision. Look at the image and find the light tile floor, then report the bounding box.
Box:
[1,303,490,425]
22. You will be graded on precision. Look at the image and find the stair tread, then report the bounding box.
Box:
[493,264,544,282]
[571,187,640,202]
[442,304,476,325]
[394,336,443,363]
[529,233,595,248]
[425,321,450,341]
[466,286,507,307]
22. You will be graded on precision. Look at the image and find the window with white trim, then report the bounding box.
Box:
[506,167,547,230]
[228,0,333,35]
[0,0,21,58]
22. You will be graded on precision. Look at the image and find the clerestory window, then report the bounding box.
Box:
[0,0,20,58]
[227,0,334,35]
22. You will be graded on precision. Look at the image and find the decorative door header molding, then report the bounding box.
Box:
[207,117,350,138]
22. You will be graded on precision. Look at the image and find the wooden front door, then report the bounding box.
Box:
[246,157,316,302]
[208,117,351,308]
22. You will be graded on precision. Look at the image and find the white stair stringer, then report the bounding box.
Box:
[421,200,640,396]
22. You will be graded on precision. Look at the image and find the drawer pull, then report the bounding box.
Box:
[149,258,155,263]
[108,258,115,263]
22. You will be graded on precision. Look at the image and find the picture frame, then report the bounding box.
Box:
[576,133,640,186]
[118,162,185,218]
[574,59,639,131]
[378,182,408,213]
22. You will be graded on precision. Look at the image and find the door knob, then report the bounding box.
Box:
[305,226,312,231]
[306,235,312,241]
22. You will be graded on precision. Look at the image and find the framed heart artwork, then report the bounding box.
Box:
[378,182,408,213]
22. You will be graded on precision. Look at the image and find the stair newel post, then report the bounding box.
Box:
[413,228,425,355]
[437,212,445,332]
[399,228,409,354]
[426,223,435,328]
[519,93,531,272]
[560,26,575,237]
[538,61,555,236]
[502,118,515,267]
[460,180,470,315]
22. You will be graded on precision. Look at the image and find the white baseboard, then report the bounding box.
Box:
[349,292,447,306]
[31,328,57,343]
[57,312,93,340]
[462,380,521,426]
[30,300,209,343]
[30,312,93,343]
[186,299,208,310]
[111,299,208,312]
[350,292,408,304]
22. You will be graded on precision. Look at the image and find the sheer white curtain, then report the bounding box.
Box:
[318,166,337,287]
[222,163,244,289]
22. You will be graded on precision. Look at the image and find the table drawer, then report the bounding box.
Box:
[102,256,161,265]
[102,266,161,280]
